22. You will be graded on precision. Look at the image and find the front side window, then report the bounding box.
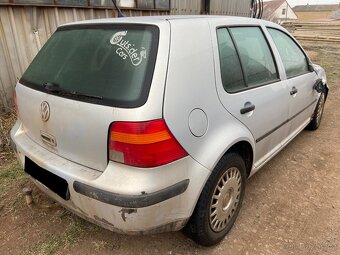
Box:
[229,27,279,87]
[20,25,159,108]
[268,28,309,78]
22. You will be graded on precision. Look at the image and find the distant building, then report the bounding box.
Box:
[293,4,340,21]
[262,0,297,24]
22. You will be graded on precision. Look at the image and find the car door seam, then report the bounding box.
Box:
[256,99,317,143]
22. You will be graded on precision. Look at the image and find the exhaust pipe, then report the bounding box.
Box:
[23,187,34,209]
[23,187,58,209]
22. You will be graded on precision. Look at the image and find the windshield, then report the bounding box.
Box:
[20,24,159,108]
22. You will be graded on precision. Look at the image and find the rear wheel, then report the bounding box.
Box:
[307,92,325,131]
[183,153,246,246]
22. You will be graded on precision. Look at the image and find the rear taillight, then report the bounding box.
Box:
[109,119,188,168]
[13,89,18,114]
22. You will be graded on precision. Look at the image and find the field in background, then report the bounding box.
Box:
[284,20,340,43]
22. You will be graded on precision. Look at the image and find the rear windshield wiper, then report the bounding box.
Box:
[43,82,62,93]
[43,82,103,100]
[68,91,103,100]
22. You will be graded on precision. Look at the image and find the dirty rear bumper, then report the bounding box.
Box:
[10,120,210,234]
[73,179,190,208]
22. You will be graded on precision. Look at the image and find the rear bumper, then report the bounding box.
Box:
[73,179,190,208]
[10,120,210,234]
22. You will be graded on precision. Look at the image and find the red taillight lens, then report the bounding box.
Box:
[109,119,188,168]
[13,89,18,114]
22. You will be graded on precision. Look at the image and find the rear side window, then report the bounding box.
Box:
[20,24,159,108]
[217,28,246,92]
[229,27,279,87]
[268,28,309,79]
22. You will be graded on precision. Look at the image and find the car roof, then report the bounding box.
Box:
[59,15,283,31]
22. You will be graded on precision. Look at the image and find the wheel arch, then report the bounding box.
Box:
[224,141,254,178]
[204,132,255,179]
[324,82,329,99]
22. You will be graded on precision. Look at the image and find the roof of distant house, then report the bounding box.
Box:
[293,4,340,12]
[262,0,295,20]
[262,0,286,19]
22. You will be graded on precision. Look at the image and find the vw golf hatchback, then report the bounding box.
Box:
[11,16,328,246]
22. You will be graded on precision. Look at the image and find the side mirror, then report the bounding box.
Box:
[308,62,315,72]
[313,79,325,93]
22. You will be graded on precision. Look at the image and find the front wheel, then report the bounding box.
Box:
[183,153,246,246]
[307,92,326,130]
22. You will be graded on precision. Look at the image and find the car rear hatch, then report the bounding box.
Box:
[16,21,168,171]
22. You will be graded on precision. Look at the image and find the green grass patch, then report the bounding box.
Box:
[0,161,29,215]
[0,161,24,180]
[0,161,27,193]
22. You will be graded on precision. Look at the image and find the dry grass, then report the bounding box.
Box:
[22,215,87,255]
[305,50,319,60]
[0,111,17,165]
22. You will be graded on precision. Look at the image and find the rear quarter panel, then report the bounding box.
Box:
[163,19,255,172]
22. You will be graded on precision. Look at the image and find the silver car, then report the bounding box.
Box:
[11,16,328,246]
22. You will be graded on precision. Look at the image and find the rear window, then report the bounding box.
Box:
[20,24,159,108]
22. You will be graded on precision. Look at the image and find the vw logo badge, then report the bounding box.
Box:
[40,101,50,122]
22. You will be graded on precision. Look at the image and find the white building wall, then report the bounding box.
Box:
[272,2,297,22]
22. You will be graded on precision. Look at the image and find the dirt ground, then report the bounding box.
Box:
[0,41,339,255]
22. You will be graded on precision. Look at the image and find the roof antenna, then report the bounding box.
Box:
[111,0,125,17]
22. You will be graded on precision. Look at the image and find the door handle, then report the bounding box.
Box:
[240,102,255,114]
[290,87,298,95]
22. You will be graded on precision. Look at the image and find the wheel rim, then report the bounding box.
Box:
[209,167,242,232]
[316,94,325,125]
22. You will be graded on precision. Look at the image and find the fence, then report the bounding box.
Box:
[170,0,250,16]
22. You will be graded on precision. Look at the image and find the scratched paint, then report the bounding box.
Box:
[119,208,137,222]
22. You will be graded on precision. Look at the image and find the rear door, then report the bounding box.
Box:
[212,25,291,166]
[267,28,319,136]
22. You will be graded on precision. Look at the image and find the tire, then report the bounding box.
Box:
[183,152,246,246]
[306,92,326,131]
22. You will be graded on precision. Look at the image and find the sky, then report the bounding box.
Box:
[264,0,340,7]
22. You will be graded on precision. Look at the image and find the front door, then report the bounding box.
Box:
[267,28,319,136]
